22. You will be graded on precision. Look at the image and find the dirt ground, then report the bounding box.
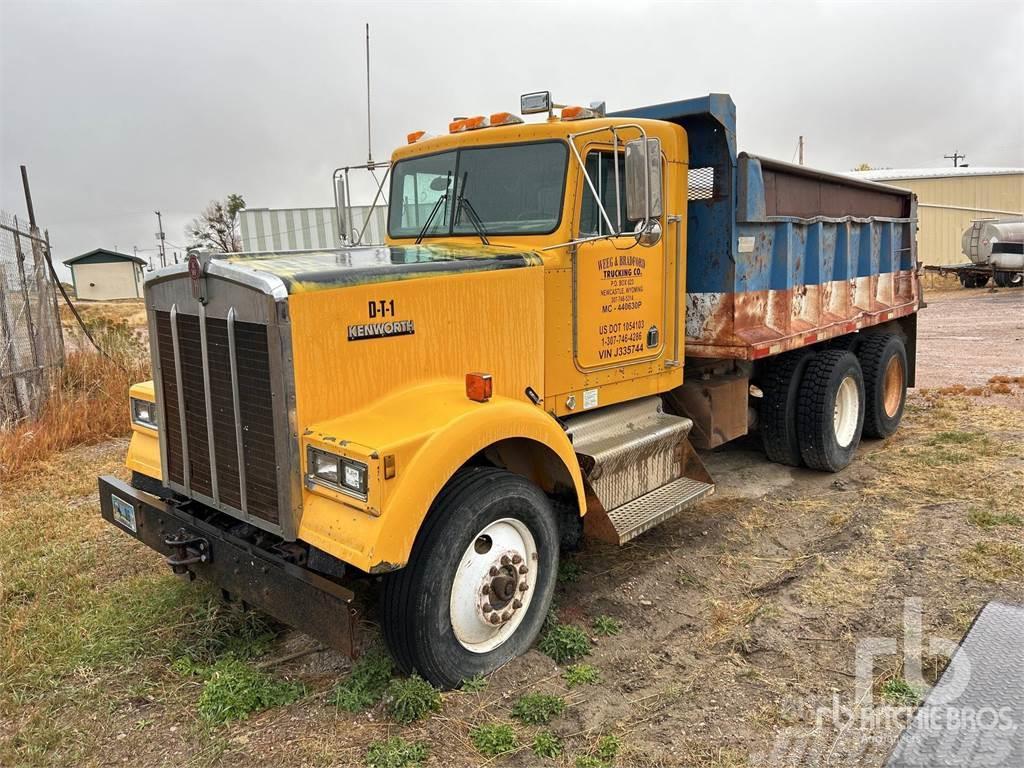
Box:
[3,288,1023,768]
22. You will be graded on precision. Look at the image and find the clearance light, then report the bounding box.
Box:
[449,115,488,133]
[561,105,598,121]
[489,111,524,127]
[407,130,426,144]
[466,372,493,403]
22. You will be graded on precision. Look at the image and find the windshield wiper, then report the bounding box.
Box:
[415,171,451,244]
[454,172,490,245]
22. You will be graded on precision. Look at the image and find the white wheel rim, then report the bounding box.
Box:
[833,375,860,448]
[449,518,539,654]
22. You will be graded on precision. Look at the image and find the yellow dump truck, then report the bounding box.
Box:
[99,92,920,687]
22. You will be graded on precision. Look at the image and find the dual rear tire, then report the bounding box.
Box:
[759,334,907,472]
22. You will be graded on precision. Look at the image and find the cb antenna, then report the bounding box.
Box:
[365,22,374,167]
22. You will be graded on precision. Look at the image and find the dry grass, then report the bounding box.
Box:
[0,318,149,484]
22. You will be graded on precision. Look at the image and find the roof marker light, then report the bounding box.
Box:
[449,115,488,133]
[489,111,524,127]
[407,130,426,144]
[561,105,598,121]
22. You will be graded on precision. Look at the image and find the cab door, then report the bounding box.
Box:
[573,145,666,371]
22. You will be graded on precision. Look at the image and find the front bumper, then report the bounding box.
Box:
[98,475,355,654]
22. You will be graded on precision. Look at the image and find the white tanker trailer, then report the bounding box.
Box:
[926,218,1024,288]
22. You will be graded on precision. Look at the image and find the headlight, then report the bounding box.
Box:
[131,397,158,430]
[307,446,368,498]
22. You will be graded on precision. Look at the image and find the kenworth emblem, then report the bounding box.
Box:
[347,320,415,341]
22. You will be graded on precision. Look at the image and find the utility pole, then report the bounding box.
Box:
[944,150,966,168]
[798,136,805,166]
[365,22,374,167]
[154,210,167,268]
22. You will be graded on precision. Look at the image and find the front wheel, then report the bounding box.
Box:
[380,467,559,689]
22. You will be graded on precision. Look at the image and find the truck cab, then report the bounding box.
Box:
[100,92,919,688]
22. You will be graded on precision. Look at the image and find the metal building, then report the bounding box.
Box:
[65,248,145,300]
[849,167,1024,265]
[239,205,386,253]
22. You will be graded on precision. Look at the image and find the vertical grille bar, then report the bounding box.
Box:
[169,304,191,492]
[198,303,219,502]
[227,308,248,515]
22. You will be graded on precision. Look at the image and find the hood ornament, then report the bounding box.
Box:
[188,251,208,304]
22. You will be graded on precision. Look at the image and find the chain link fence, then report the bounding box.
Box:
[1,210,64,427]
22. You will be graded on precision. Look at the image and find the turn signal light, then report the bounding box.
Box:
[489,111,524,127]
[561,105,597,121]
[449,115,488,133]
[466,372,493,403]
[407,130,426,144]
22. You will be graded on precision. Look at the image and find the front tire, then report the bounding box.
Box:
[796,350,866,472]
[380,467,559,689]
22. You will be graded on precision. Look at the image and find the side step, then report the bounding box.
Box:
[584,475,715,545]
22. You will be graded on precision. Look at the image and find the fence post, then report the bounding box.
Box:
[44,230,65,365]
[12,215,42,416]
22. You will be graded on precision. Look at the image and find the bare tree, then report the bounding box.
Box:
[186,194,246,252]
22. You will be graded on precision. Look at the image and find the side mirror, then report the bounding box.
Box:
[334,175,350,244]
[624,137,663,222]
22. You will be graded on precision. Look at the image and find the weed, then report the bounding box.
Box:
[460,674,488,693]
[967,508,1023,528]
[592,615,621,637]
[539,623,590,664]
[576,758,604,768]
[962,542,1024,582]
[384,675,442,724]
[881,678,921,706]
[196,658,303,724]
[470,723,518,757]
[511,693,566,725]
[365,737,428,768]
[596,734,621,761]
[329,651,394,712]
[532,730,563,759]
[563,663,601,687]
[558,560,583,583]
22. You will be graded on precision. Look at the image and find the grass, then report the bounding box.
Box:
[532,730,563,759]
[384,676,442,724]
[365,737,428,768]
[563,663,601,687]
[538,623,591,664]
[470,723,518,758]
[881,678,922,706]
[511,693,566,725]
[196,658,304,724]
[962,542,1024,582]
[0,317,149,483]
[328,650,394,712]
[558,559,583,583]
[592,615,621,637]
[967,507,1023,528]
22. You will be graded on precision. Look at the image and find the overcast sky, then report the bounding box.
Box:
[2,0,1021,279]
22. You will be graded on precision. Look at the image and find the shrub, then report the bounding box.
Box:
[511,693,566,725]
[558,560,583,583]
[460,674,488,693]
[365,737,428,768]
[563,663,601,687]
[196,658,303,724]
[532,730,563,759]
[384,675,442,724]
[470,722,518,757]
[882,678,921,705]
[592,615,621,637]
[539,623,591,664]
[329,651,394,712]
[596,734,621,762]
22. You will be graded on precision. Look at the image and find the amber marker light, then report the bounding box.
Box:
[466,373,493,403]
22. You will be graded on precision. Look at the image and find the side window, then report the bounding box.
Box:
[579,150,638,236]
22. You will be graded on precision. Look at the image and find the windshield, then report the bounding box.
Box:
[388,141,568,238]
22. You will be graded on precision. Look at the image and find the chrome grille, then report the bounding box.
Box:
[155,308,279,526]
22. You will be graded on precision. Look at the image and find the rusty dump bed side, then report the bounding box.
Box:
[615,95,919,359]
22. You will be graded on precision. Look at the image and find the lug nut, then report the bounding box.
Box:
[482,603,492,612]
[519,582,529,592]
[482,584,490,595]
[501,610,512,621]
[500,555,510,566]
[489,566,498,577]
[489,614,500,625]
[518,564,528,574]
[512,599,522,609]
[512,553,523,564]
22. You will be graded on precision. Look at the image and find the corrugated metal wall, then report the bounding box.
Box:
[885,174,1023,265]
[239,206,387,252]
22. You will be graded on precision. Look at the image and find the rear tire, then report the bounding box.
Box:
[994,271,1021,288]
[796,350,865,472]
[759,349,815,466]
[857,334,907,439]
[380,467,559,689]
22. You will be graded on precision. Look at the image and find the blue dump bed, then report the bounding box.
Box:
[615,95,919,360]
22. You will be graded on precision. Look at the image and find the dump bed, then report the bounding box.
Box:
[615,95,919,360]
